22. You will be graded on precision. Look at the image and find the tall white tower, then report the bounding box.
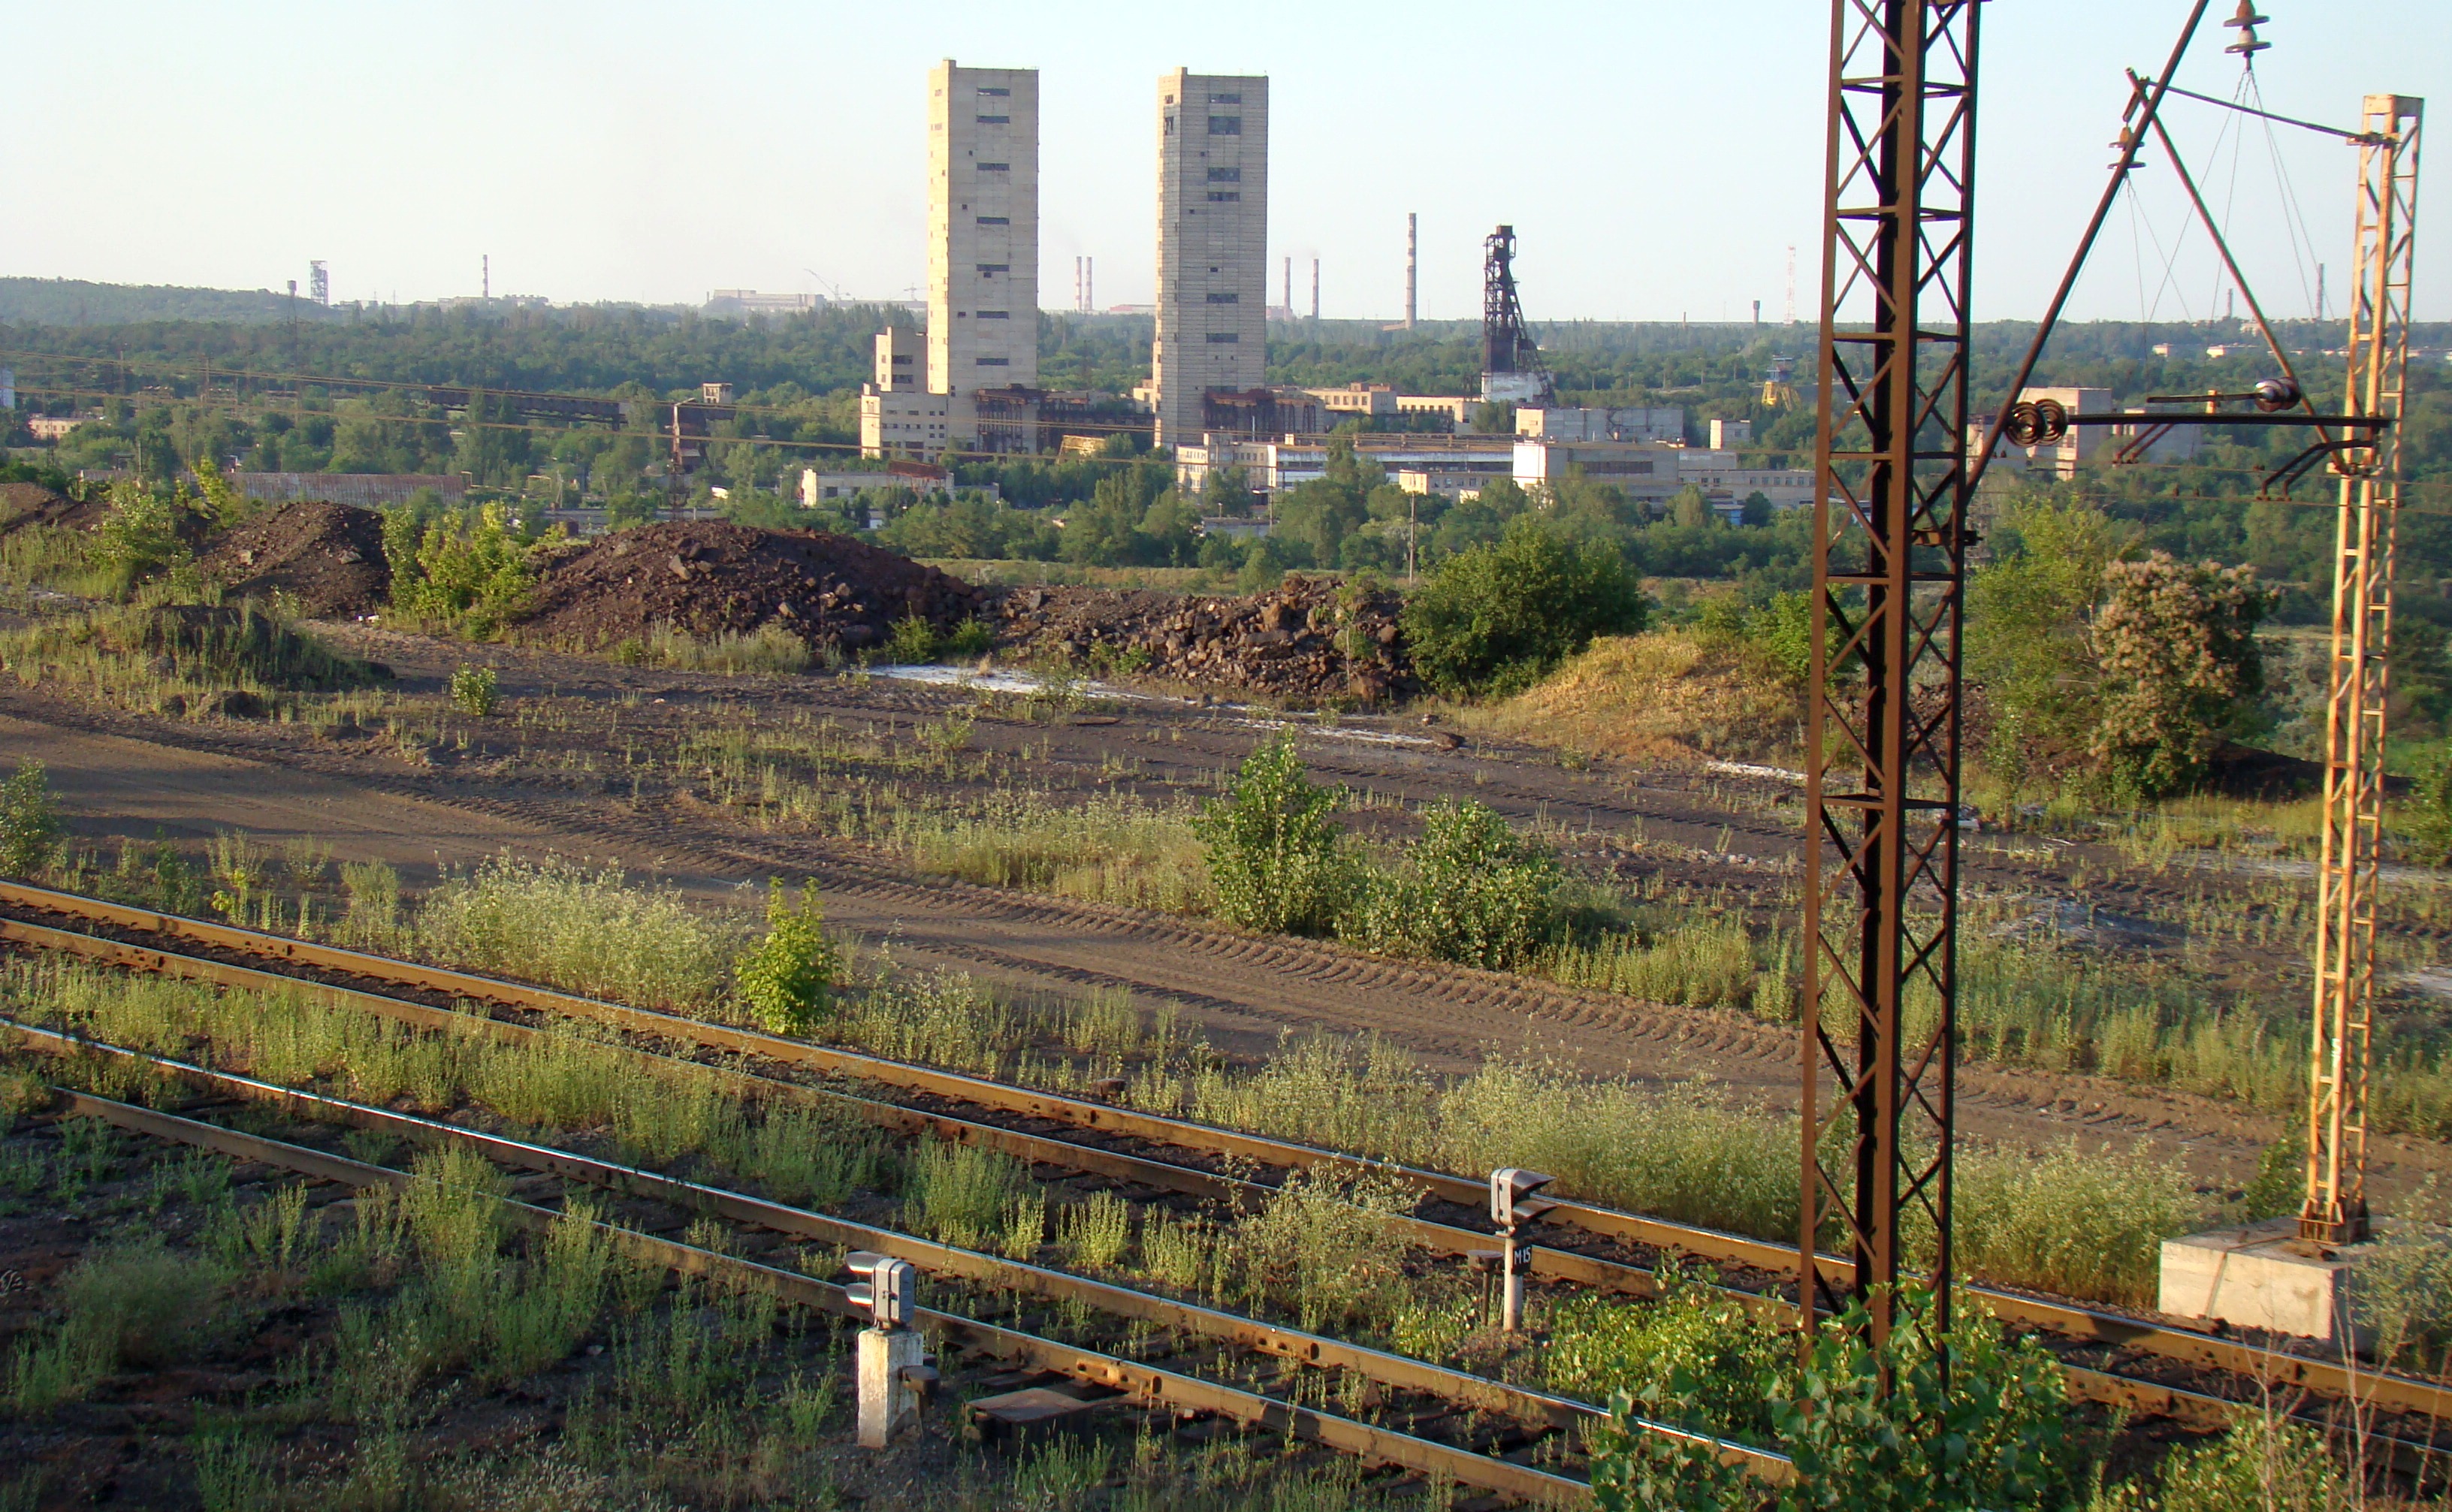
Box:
[929,60,1040,426]
[1154,69,1268,448]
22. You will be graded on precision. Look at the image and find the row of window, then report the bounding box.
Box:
[1206,333,1239,343]
[1206,167,1240,182]
[1209,116,1240,134]
[977,114,1009,125]
[978,86,1010,98]
[1206,191,1240,202]
[978,162,1009,172]
[977,216,1008,225]
[975,264,1009,275]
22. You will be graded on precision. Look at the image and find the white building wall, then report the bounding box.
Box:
[1155,70,1268,448]
[929,61,1040,424]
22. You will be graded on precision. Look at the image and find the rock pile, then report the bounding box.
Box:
[995,577,1412,705]
[518,521,989,653]
[198,499,391,618]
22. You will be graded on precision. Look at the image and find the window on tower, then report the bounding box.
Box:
[1207,192,1240,202]
[1205,333,1239,343]
[1206,167,1240,182]
[1207,116,1241,135]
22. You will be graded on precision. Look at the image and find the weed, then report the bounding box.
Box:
[0,762,60,878]
[450,663,501,716]
[1058,1190,1133,1270]
[734,878,838,1034]
[415,855,739,1013]
[192,1425,277,1512]
[340,859,406,952]
[886,613,941,664]
[907,1142,1030,1251]
[1010,1435,1116,1510]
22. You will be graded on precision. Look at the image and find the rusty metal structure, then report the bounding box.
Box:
[2305,93,2424,1247]
[1798,0,1979,1343]
[1480,225,1551,404]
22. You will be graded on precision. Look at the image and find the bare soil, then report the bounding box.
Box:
[516,521,989,653]
[6,614,2444,1211]
[198,499,390,618]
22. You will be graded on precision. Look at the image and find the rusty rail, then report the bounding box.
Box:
[40,1085,1617,1504]
[4,878,2447,1429]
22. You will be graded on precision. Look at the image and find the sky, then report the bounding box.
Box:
[1,1,2441,324]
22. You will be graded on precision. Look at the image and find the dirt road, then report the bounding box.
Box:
[6,679,2410,1201]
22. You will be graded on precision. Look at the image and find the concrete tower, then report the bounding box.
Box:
[929,60,1039,431]
[1154,69,1267,448]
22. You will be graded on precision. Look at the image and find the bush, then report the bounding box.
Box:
[734,879,838,1034]
[449,665,500,716]
[2092,1414,2344,1511]
[885,613,939,664]
[1590,1284,2073,1511]
[1402,514,1648,698]
[1340,798,1560,968]
[0,762,60,878]
[88,481,191,585]
[391,504,537,638]
[1191,732,1350,935]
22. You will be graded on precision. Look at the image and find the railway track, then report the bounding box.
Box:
[6,1025,1752,1504]
[2,877,2446,1458]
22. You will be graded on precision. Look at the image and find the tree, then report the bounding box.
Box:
[1136,491,1200,566]
[2091,552,2272,801]
[1966,496,2117,787]
[1402,514,1650,698]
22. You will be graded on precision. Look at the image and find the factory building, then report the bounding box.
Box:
[1514,406,1687,444]
[859,327,953,458]
[1154,69,1269,448]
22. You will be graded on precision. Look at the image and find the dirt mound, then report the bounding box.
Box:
[1468,630,1801,761]
[995,577,1410,705]
[198,499,391,618]
[0,481,107,533]
[518,521,988,653]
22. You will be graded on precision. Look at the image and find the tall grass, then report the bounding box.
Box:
[634,622,811,676]
[415,855,741,1013]
[895,791,1213,913]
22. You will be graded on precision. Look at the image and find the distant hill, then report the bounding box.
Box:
[0,278,346,327]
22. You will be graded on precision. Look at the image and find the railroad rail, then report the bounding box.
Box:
[5,1022,1791,1503]
[2,879,2447,1436]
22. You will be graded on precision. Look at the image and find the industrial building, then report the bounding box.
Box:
[1514,406,1687,444]
[1175,434,1514,497]
[1154,69,1269,448]
[1511,439,1813,511]
[859,328,953,458]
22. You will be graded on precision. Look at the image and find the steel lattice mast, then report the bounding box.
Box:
[1798,0,1979,1342]
[2305,94,2424,1248]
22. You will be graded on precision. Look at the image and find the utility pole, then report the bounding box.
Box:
[2306,93,2424,1247]
[1798,0,1979,1349]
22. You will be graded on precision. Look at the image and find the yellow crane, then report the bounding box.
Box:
[2304,93,2424,1246]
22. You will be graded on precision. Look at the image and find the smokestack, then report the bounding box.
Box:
[1404,213,1417,330]
[1283,255,1291,317]
[482,254,489,301]
[1312,258,1320,321]
[1086,257,1094,312]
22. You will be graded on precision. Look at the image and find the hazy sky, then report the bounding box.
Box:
[2,2,2440,322]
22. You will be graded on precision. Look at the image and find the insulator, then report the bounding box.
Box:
[2033,398,2070,445]
[2254,376,2303,412]
[2004,402,2043,447]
